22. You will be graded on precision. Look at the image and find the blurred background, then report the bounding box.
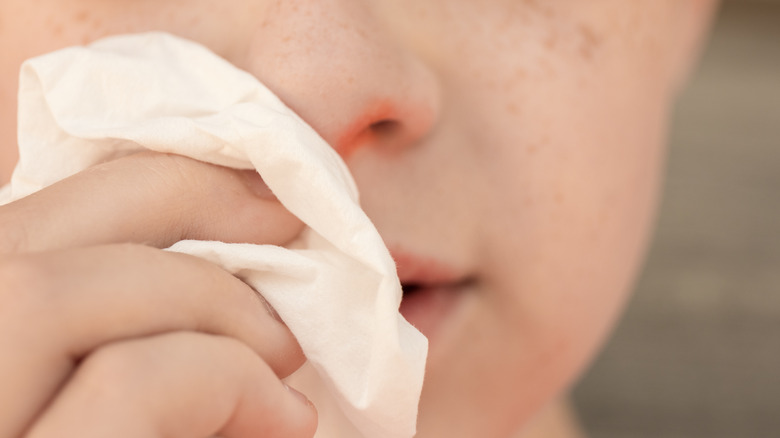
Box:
[573,1,780,437]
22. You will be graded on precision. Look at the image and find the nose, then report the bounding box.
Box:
[230,0,440,159]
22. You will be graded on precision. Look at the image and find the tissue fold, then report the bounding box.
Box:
[3,32,427,438]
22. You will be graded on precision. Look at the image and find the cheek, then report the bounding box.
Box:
[485,61,668,372]
[447,5,673,426]
[450,89,667,436]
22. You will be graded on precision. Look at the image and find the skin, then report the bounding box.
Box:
[0,1,717,437]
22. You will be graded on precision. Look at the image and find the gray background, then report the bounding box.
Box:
[573,1,780,437]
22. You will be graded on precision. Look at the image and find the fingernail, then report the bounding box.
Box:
[256,293,282,322]
[238,169,278,201]
[284,383,314,408]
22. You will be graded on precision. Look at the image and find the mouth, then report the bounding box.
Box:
[391,248,473,342]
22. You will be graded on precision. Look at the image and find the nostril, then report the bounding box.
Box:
[337,117,405,159]
[369,119,401,137]
[333,97,435,159]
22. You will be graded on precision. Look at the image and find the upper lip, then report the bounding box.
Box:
[388,246,471,289]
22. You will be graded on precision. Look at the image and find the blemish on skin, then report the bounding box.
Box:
[74,10,89,23]
[520,0,556,21]
[506,103,519,115]
[544,32,558,51]
[577,23,602,61]
[521,0,542,15]
[554,191,565,204]
[526,144,538,155]
[71,8,106,36]
[415,3,429,19]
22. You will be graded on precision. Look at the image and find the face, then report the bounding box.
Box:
[0,0,714,436]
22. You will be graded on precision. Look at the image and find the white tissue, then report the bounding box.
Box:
[2,32,426,438]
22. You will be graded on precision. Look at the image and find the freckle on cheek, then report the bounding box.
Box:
[577,23,602,61]
[74,10,89,22]
[544,32,558,50]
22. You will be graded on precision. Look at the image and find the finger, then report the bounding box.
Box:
[25,332,317,438]
[0,152,304,254]
[0,245,304,438]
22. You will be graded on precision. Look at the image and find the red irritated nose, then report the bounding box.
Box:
[332,97,438,160]
[231,0,440,160]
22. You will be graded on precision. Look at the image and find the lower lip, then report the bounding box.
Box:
[399,284,463,342]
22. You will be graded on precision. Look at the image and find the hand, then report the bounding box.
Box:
[0,152,317,438]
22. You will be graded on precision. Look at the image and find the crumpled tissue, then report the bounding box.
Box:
[0,32,427,438]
